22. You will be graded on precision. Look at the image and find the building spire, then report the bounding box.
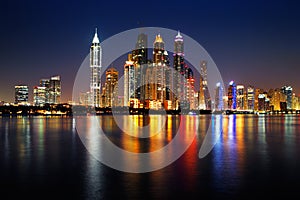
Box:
[92,28,100,44]
[154,33,164,43]
[175,30,183,42]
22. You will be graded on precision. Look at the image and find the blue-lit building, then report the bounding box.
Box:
[228,81,237,110]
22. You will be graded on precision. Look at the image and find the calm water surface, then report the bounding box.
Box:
[1,115,300,199]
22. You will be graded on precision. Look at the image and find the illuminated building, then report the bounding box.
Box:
[33,86,46,106]
[254,88,263,110]
[37,76,60,105]
[79,91,91,105]
[228,81,237,110]
[268,89,274,111]
[292,93,299,110]
[281,86,293,110]
[186,68,195,109]
[243,90,248,110]
[103,68,118,107]
[265,97,270,111]
[236,84,244,110]
[153,34,168,103]
[198,61,206,110]
[247,86,254,110]
[258,94,266,111]
[132,33,148,65]
[48,75,61,104]
[194,92,199,109]
[90,28,102,107]
[40,79,50,102]
[132,33,148,101]
[15,85,29,105]
[124,54,136,106]
[201,61,211,110]
[271,88,282,110]
[215,82,224,111]
[143,33,171,109]
[144,64,156,101]
[173,31,185,109]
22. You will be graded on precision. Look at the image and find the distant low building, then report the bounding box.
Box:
[15,85,29,105]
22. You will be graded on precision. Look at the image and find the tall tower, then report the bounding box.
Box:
[186,68,195,109]
[124,54,135,106]
[153,34,167,103]
[90,28,102,107]
[199,61,208,109]
[132,33,148,101]
[199,60,211,110]
[173,31,185,109]
[132,33,148,65]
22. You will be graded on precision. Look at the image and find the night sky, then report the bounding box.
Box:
[1,0,300,102]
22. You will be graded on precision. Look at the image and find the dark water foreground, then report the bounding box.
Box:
[0,115,300,199]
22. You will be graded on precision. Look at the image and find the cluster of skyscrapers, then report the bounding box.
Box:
[82,29,211,111]
[14,75,61,106]
[10,29,300,112]
[222,82,299,112]
[80,29,300,112]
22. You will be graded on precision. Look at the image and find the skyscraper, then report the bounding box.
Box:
[271,88,281,111]
[153,34,167,103]
[90,28,102,107]
[228,81,237,110]
[132,33,148,101]
[258,94,266,111]
[104,67,118,107]
[15,85,29,105]
[33,86,46,106]
[214,82,224,111]
[132,33,148,65]
[40,79,50,103]
[173,31,185,109]
[186,68,195,109]
[247,86,255,110]
[48,75,61,104]
[198,61,207,110]
[124,54,136,106]
[236,85,244,110]
[281,86,293,110]
[292,93,299,110]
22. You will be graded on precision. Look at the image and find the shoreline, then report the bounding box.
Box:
[1,105,300,117]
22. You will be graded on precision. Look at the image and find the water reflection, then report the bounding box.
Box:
[212,115,246,193]
[1,115,300,199]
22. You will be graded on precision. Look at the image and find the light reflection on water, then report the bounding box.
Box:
[1,115,300,199]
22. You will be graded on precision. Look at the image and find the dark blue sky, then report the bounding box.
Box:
[1,0,300,102]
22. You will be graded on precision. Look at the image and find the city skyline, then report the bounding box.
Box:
[1,0,300,102]
[4,29,300,113]
[78,29,299,112]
